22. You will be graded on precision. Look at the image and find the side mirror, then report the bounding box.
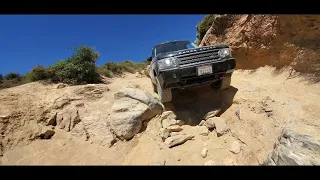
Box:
[147,56,152,61]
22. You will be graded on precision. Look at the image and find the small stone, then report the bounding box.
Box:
[46,113,57,126]
[204,160,215,166]
[201,147,208,158]
[167,125,183,132]
[203,109,221,120]
[57,83,67,89]
[160,111,177,121]
[208,117,229,137]
[204,119,215,129]
[199,120,206,126]
[162,119,179,128]
[264,107,273,112]
[160,128,170,140]
[176,120,184,126]
[235,109,241,120]
[164,135,194,148]
[177,158,181,161]
[230,140,241,154]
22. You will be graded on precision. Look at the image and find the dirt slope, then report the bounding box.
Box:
[200,15,320,82]
[1,67,319,165]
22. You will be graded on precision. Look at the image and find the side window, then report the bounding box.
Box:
[152,48,155,58]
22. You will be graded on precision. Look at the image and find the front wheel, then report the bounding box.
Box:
[156,78,172,103]
[151,79,157,92]
[212,76,231,90]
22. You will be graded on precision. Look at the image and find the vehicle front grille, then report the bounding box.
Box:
[176,49,221,66]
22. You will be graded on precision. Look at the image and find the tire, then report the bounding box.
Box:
[219,76,231,90]
[156,77,172,103]
[151,79,157,92]
[212,76,231,91]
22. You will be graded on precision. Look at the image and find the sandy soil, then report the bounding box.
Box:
[1,66,320,165]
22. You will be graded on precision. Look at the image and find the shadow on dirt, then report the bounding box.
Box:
[164,85,238,126]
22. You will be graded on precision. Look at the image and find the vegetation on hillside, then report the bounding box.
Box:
[99,60,148,78]
[48,46,102,84]
[0,72,25,90]
[0,45,149,90]
[195,14,217,45]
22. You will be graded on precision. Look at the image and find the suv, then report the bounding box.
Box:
[148,40,236,103]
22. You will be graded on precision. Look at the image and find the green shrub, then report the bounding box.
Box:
[4,72,22,81]
[0,74,3,83]
[99,60,149,78]
[22,72,32,83]
[196,14,217,45]
[0,73,24,90]
[0,45,102,90]
[50,45,101,84]
[119,60,137,73]
[99,62,122,78]
[27,65,48,81]
[135,61,149,71]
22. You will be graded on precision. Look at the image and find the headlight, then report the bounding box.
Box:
[157,57,178,70]
[219,48,231,58]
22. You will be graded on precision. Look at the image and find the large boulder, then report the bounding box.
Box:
[263,121,320,165]
[108,88,164,140]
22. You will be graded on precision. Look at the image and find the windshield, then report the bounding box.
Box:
[153,40,198,57]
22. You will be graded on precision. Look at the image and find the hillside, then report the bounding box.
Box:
[199,15,320,82]
[1,67,319,165]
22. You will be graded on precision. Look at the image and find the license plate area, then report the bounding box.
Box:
[197,65,212,76]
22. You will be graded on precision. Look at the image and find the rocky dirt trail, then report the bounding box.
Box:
[1,66,320,165]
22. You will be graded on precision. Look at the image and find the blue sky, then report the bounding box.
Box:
[0,15,205,75]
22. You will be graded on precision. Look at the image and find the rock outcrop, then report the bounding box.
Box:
[0,83,118,154]
[108,88,164,140]
[263,121,320,165]
[200,15,320,82]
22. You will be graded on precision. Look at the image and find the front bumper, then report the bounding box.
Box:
[158,58,236,89]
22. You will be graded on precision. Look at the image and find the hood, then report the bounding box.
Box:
[156,43,229,59]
